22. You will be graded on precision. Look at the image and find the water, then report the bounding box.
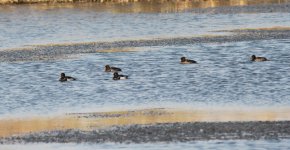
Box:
[1,3,290,50]
[2,139,290,150]
[1,40,290,116]
[1,1,290,149]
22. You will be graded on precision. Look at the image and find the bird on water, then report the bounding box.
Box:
[59,73,76,82]
[180,57,197,64]
[113,72,128,80]
[105,65,122,72]
[251,55,268,62]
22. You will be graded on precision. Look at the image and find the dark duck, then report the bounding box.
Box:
[180,57,197,64]
[105,65,122,72]
[113,72,128,80]
[59,73,76,82]
[251,55,268,62]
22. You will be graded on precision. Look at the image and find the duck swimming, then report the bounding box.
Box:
[113,72,128,80]
[59,73,76,82]
[251,55,268,62]
[105,65,122,72]
[180,57,197,64]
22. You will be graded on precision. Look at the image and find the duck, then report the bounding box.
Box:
[180,57,197,64]
[105,65,122,72]
[251,55,268,62]
[59,73,76,82]
[113,72,128,80]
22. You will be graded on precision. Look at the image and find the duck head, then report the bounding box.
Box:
[105,65,111,71]
[113,72,119,77]
[181,57,186,62]
[251,55,256,61]
[60,73,65,78]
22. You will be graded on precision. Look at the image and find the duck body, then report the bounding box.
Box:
[113,72,128,80]
[180,57,197,64]
[105,65,122,72]
[251,55,268,62]
[59,73,76,82]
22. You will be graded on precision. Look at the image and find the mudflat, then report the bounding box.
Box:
[1,107,290,143]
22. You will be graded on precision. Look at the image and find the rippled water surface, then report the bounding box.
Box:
[0,0,290,116]
[3,139,290,150]
[1,40,290,116]
[1,1,290,149]
[1,2,290,50]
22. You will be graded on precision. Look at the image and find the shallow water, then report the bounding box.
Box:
[1,3,290,50]
[2,139,290,150]
[1,1,290,149]
[1,40,290,116]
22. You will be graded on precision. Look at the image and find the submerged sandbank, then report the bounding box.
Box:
[1,107,290,139]
[3,121,290,143]
[1,27,290,62]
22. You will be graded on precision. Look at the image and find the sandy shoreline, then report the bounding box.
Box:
[2,121,290,143]
[1,107,290,143]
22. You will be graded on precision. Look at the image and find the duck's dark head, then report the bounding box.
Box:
[105,65,111,71]
[60,73,65,77]
[113,72,119,77]
[251,55,256,61]
[181,57,186,62]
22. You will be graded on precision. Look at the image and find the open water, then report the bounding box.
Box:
[0,1,290,149]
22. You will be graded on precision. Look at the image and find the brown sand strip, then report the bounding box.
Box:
[1,107,290,138]
[2,121,290,143]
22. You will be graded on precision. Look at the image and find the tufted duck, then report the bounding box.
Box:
[59,73,76,82]
[180,57,197,64]
[113,72,128,80]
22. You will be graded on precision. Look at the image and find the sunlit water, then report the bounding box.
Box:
[1,1,290,149]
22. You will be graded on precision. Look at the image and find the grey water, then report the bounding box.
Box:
[0,3,290,117]
[1,40,290,116]
[2,139,290,150]
[1,4,290,50]
[1,2,290,149]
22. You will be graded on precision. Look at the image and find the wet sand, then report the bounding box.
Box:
[1,107,290,143]
[2,121,290,143]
